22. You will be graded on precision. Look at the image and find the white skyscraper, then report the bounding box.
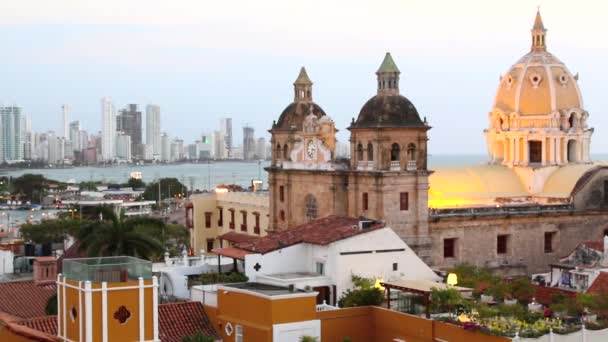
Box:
[146,105,161,157]
[211,130,225,159]
[161,133,170,162]
[101,97,115,161]
[69,121,80,151]
[62,104,69,138]
[48,132,65,164]
[220,117,232,158]
[0,106,23,162]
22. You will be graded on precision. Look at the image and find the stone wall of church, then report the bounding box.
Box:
[429,211,608,274]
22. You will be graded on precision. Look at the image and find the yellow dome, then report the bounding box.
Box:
[493,11,584,117]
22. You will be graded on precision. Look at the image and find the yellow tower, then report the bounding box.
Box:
[56,256,159,342]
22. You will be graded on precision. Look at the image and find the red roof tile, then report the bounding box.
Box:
[580,240,604,252]
[0,281,56,319]
[218,231,260,244]
[233,215,382,254]
[158,302,218,341]
[211,246,251,260]
[588,271,608,295]
[533,285,576,305]
[12,302,217,342]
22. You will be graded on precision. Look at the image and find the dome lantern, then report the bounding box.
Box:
[531,10,547,52]
[376,52,400,96]
[294,66,313,102]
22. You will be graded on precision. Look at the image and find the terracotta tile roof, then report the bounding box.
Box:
[233,215,382,254]
[0,280,56,319]
[18,315,58,336]
[588,271,608,295]
[533,285,576,305]
[218,231,260,244]
[580,240,604,253]
[211,246,252,260]
[11,302,218,342]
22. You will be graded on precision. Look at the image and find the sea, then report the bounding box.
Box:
[1,153,607,192]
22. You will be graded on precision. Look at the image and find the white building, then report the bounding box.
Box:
[61,104,69,139]
[78,130,89,151]
[101,97,116,161]
[220,117,232,158]
[48,132,65,164]
[116,132,132,162]
[146,104,161,157]
[212,130,225,159]
[256,137,267,159]
[214,216,439,306]
[143,144,154,160]
[171,138,184,161]
[161,132,170,162]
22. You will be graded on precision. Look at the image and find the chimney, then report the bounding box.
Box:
[33,257,57,285]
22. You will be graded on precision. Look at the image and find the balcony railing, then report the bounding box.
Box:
[406,160,417,171]
[390,161,401,171]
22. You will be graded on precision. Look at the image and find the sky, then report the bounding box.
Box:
[1,0,607,155]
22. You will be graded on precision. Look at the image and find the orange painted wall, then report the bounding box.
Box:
[371,307,433,342]
[317,306,373,342]
[0,329,36,342]
[270,296,316,324]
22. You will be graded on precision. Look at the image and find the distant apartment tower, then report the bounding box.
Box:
[161,133,170,162]
[220,117,232,158]
[170,138,184,161]
[256,137,267,159]
[212,130,225,159]
[243,126,255,160]
[146,105,161,157]
[61,104,69,138]
[69,121,80,151]
[101,97,116,161]
[0,106,23,162]
[115,132,132,161]
[48,132,65,164]
[78,130,89,151]
[117,104,142,157]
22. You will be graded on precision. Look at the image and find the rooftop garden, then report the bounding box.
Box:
[429,264,608,338]
[188,272,248,287]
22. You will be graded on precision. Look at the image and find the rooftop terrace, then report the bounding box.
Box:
[63,256,152,283]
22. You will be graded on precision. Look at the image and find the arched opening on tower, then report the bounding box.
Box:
[407,144,416,161]
[367,143,373,161]
[275,144,281,159]
[357,143,363,161]
[567,140,579,163]
[283,144,289,160]
[390,143,400,162]
[529,141,542,164]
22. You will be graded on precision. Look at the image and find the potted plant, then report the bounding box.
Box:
[503,293,517,305]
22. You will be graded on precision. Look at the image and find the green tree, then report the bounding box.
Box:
[126,177,146,189]
[45,294,57,315]
[181,333,215,342]
[143,178,187,201]
[11,174,51,203]
[20,218,81,244]
[79,181,99,191]
[338,275,384,308]
[299,336,319,342]
[430,288,462,314]
[77,206,164,259]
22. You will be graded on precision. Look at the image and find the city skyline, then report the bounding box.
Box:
[2,1,607,154]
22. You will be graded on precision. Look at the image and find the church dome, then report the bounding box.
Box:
[352,94,424,128]
[275,101,327,130]
[350,52,425,129]
[493,11,584,116]
[272,67,327,131]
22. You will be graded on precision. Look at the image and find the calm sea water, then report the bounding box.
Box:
[1,154,607,191]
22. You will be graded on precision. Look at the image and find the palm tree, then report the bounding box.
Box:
[77,206,164,259]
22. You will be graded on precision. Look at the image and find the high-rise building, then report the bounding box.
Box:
[243,126,255,160]
[115,132,132,162]
[146,105,161,157]
[69,121,80,151]
[101,97,116,161]
[211,130,225,159]
[61,104,69,138]
[220,117,232,158]
[170,138,184,161]
[0,106,23,162]
[116,104,142,158]
[161,133,170,162]
[256,137,267,159]
[48,132,65,164]
[78,130,89,151]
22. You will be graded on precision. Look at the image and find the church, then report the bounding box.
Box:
[267,11,608,275]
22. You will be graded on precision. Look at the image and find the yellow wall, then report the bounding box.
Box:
[317,307,373,342]
[190,192,270,254]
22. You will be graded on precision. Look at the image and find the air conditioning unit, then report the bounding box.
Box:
[359,220,374,230]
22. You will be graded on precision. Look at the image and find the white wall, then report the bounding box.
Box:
[0,250,14,275]
[244,244,311,281]
[272,320,320,342]
[330,228,439,297]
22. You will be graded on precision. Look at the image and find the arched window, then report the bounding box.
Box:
[275,144,281,159]
[304,194,318,222]
[367,142,373,161]
[390,143,400,162]
[357,143,363,161]
[283,144,289,160]
[407,143,416,161]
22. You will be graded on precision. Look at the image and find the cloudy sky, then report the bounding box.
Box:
[1,0,607,155]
